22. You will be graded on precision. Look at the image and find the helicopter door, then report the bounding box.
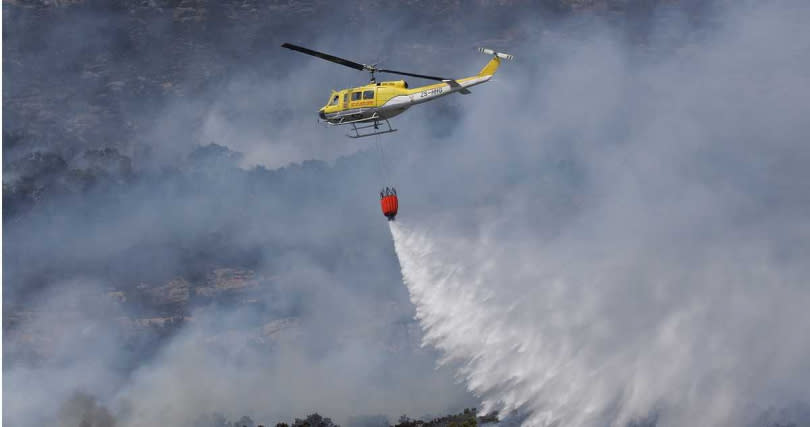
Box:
[343,92,350,109]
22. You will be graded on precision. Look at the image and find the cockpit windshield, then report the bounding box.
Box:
[328,94,339,106]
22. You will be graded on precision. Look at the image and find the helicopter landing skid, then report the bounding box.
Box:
[347,118,397,139]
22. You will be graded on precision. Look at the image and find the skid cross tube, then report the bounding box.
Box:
[347,118,397,138]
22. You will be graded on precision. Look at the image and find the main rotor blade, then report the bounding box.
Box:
[281,43,449,81]
[377,68,448,82]
[281,43,366,71]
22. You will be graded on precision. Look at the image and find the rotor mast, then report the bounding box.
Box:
[366,65,378,83]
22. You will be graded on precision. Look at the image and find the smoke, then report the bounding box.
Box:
[5,3,486,424]
[386,2,810,426]
[6,1,810,427]
[59,392,117,427]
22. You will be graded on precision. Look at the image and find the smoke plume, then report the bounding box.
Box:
[386,2,810,426]
[6,1,810,426]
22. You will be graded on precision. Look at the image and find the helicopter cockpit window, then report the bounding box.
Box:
[363,90,375,100]
[328,95,339,106]
[351,92,362,101]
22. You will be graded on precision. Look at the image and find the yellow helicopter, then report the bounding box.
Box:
[281,43,513,138]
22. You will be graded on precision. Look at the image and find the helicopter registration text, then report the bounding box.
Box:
[420,87,445,98]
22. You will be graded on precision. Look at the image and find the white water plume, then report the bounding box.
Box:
[386,4,810,426]
[390,219,810,427]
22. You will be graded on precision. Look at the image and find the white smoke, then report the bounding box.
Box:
[385,3,810,426]
[7,2,810,426]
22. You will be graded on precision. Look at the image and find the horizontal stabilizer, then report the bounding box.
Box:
[478,47,514,61]
[443,79,472,94]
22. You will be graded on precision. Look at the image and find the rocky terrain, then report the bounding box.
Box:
[4,0,705,360]
[5,264,286,358]
[3,0,708,162]
[4,1,731,426]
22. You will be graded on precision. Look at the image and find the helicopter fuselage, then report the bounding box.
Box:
[318,56,500,126]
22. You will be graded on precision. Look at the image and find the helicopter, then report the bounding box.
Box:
[281,43,513,138]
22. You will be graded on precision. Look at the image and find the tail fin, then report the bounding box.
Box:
[477,48,513,77]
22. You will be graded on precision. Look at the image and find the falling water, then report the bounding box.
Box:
[390,220,810,427]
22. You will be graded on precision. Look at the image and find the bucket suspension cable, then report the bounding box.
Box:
[374,133,395,188]
[375,133,398,221]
